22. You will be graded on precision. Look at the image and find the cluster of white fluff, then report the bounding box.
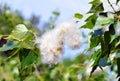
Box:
[36,22,81,65]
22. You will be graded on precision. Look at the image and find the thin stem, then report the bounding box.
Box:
[107,0,116,12]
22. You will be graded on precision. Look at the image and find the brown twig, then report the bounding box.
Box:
[107,0,116,12]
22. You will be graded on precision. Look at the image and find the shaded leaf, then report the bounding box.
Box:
[99,12,108,17]
[104,31,111,49]
[117,58,120,77]
[89,35,100,50]
[19,49,38,69]
[116,0,120,4]
[110,36,120,51]
[94,29,103,37]
[90,65,98,76]
[99,57,108,67]
[109,24,115,35]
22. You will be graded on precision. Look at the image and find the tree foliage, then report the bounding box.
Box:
[75,0,120,80]
[1,0,120,81]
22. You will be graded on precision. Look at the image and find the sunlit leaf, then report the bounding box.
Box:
[74,13,83,19]
[100,18,114,25]
[88,0,104,13]
[8,24,28,41]
[81,14,98,29]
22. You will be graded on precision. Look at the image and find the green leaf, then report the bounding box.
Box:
[100,18,114,25]
[19,49,38,69]
[104,31,111,49]
[81,14,98,29]
[116,52,120,58]
[0,41,20,51]
[88,0,104,13]
[8,24,28,41]
[116,0,120,4]
[0,35,3,39]
[7,24,35,49]
[52,11,60,16]
[117,58,120,77]
[91,49,101,60]
[74,13,83,19]
[110,36,120,51]
[89,35,100,50]
[50,69,58,78]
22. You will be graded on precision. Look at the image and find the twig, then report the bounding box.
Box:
[107,0,116,12]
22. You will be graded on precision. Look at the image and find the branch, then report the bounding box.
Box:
[107,0,116,12]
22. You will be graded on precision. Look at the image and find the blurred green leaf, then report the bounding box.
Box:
[0,35,3,39]
[116,0,120,4]
[74,13,83,19]
[117,58,120,77]
[0,41,20,51]
[81,14,98,29]
[52,11,60,16]
[89,35,100,50]
[8,24,28,40]
[100,18,114,25]
[104,31,111,49]
[88,0,104,13]
[50,69,58,79]
[19,49,38,69]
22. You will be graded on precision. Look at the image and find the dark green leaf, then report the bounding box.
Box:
[99,12,108,17]
[74,13,83,19]
[90,65,98,76]
[104,31,111,48]
[89,35,100,50]
[19,49,38,69]
[116,0,120,4]
[81,14,98,29]
[109,24,115,35]
[110,36,120,51]
[117,58,120,77]
[88,0,104,13]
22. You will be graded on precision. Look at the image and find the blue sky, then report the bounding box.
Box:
[1,0,91,22]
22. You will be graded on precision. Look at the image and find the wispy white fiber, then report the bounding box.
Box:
[36,22,81,64]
